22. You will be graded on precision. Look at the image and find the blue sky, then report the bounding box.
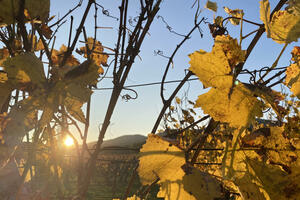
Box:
[49,0,296,142]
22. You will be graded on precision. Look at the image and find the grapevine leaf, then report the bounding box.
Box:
[78,37,108,67]
[189,35,245,89]
[260,0,300,44]
[205,1,217,12]
[234,174,266,200]
[3,101,38,147]
[291,46,300,62]
[224,6,244,25]
[195,84,263,127]
[64,96,86,123]
[51,45,80,68]
[3,53,46,89]
[157,181,197,200]
[182,167,224,200]
[138,134,185,185]
[247,158,300,200]
[0,0,49,26]
[285,63,300,97]
[25,0,50,22]
[65,83,92,103]
[260,0,271,38]
[64,60,100,86]
[139,135,226,200]
[0,0,18,26]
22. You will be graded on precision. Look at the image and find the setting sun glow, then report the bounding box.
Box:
[64,136,74,147]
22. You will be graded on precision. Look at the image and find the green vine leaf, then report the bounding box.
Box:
[0,0,50,26]
[25,0,50,21]
[64,96,86,123]
[3,53,46,90]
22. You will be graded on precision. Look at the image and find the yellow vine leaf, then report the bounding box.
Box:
[224,6,244,25]
[182,168,224,200]
[138,134,185,185]
[234,174,266,200]
[189,35,244,89]
[285,63,300,97]
[139,135,225,200]
[264,127,298,166]
[78,37,108,74]
[259,0,271,38]
[195,84,263,127]
[247,158,300,200]
[260,0,300,44]
[3,53,46,89]
[0,71,8,83]
[205,0,217,12]
[51,45,80,67]
[291,46,300,63]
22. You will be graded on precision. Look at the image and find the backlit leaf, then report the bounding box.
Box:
[3,53,46,89]
[0,0,18,26]
[260,0,271,38]
[189,35,244,89]
[25,0,50,21]
[51,45,80,67]
[205,1,217,12]
[224,6,244,25]
[291,46,300,62]
[78,37,108,67]
[247,158,300,200]
[0,0,49,26]
[138,134,185,185]
[64,96,86,123]
[195,85,263,127]
[64,60,100,86]
[260,0,300,44]
[285,63,300,97]
[182,167,224,200]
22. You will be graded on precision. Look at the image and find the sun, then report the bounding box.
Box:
[64,136,74,147]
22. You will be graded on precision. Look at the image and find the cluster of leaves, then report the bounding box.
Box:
[137,1,300,199]
[0,0,109,198]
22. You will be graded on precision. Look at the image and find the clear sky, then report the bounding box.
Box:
[49,0,296,142]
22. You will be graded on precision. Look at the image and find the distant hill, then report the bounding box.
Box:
[88,134,147,149]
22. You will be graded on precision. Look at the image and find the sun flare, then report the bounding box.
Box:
[64,136,74,147]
